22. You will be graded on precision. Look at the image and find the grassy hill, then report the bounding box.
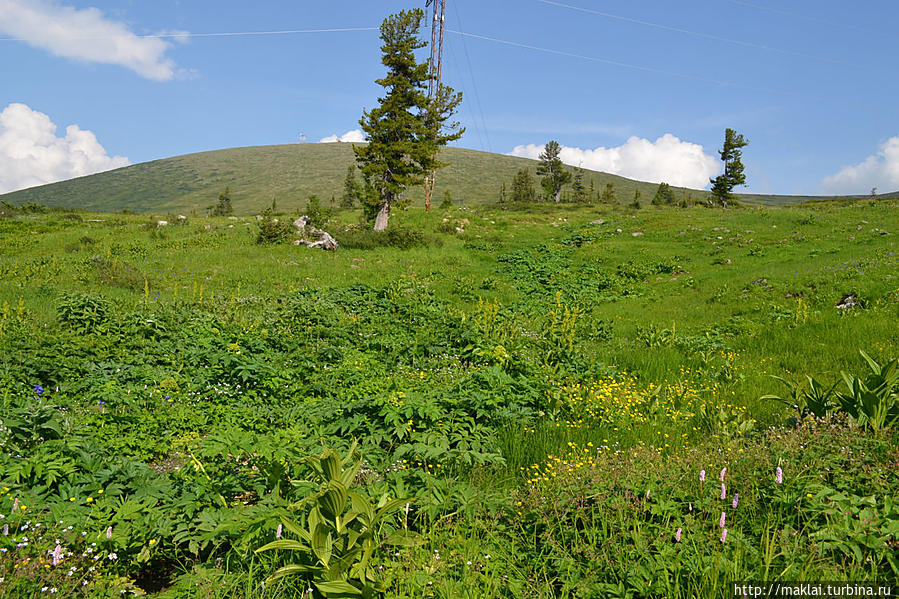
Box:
[2,142,894,214]
[0,144,710,215]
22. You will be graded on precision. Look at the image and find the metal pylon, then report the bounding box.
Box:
[425,0,446,212]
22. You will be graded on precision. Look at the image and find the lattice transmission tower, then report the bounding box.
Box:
[424,0,446,212]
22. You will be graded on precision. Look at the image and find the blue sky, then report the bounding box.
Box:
[1,0,897,195]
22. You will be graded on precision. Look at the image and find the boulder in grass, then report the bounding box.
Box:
[836,294,862,310]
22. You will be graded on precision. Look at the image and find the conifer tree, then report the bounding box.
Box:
[652,182,676,205]
[511,168,536,203]
[601,182,617,204]
[571,166,588,203]
[536,140,571,202]
[354,9,463,231]
[709,128,748,208]
[341,165,362,208]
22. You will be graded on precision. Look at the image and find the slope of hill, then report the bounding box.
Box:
[0,144,706,215]
[3,143,893,214]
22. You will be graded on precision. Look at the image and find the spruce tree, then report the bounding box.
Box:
[571,166,588,203]
[511,168,536,203]
[709,128,748,208]
[601,182,617,204]
[536,140,571,202]
[341,165,362,209]
[652,182,676,205]
[353,9,463,231]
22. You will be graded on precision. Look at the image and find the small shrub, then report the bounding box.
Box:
[256,209,293,244]
[91,256,145,290]
[339,226,429,250]
[56,292,111,332]
[385,226,426,249]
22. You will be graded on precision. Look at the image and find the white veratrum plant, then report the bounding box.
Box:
[255,441,413,598]
[836,351,899,431]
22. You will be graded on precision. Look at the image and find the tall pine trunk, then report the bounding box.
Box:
[373,201,390,232]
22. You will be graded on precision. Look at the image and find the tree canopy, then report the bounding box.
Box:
[353,9,463,231]
[709,128,748,208]
[536,141,571,203]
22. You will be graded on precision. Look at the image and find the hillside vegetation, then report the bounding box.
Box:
[4,143,888,215]
[0,144,686,215]
[1,200,897,596]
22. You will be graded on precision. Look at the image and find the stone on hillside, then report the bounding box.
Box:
[836,294,861,310]
[157,220,168,227]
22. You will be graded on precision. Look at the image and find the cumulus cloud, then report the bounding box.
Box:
[0,103,130,194]
[509,134,720,189]
[319,129,365,143]
[0,0,177,80]
[822,136,899,195]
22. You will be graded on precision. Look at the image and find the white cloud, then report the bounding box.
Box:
[319,129,365,143]
[509,134,720,189]
[0,103,130,194]
[0,0,177,80]
[822,136,899,195]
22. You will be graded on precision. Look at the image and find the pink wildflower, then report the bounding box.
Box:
[276,524,283,539]
[699,470,706,483]
[732,493,739,509]
[719,467,727,482]
[719,512,726,528]
[106,526,112,540]
[721,482,726,500]
[721,528,728,543]
[675,527,682,543]
[52,544,62,566]
[775,467,783,484]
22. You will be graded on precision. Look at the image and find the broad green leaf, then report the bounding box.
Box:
[255,539,311,554]
[312,523,333,567]
[315,580,364,597]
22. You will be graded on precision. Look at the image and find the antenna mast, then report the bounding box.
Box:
[424,0,446,212]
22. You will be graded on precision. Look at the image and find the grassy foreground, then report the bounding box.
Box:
[1,200,897,597]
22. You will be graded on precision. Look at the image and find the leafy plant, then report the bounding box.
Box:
[56,292,111,331]
[256,442,413,597]
[835,351,899,430]
[761,375,836,419]
[256,208,294,244]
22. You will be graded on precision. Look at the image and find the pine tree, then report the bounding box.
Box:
[353,9,463,231]
[571,166,588,203]
[601,182,617,204]
[341,165,362,208]
[511,168,536,203]
[652,182,676,205]
[709,128,748,208]
[210,186,233,216]
[536,140,571,202]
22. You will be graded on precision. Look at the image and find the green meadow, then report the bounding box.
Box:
[1,199,897,597]
[3,143,884,217]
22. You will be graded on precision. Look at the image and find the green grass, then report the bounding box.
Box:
[4,143,888,215]
[1,201,897,596]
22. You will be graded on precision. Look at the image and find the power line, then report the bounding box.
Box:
[0,26,378,43]
[537,0,893,74]
[446,28,830,102]
[728,0,899,42]
[452,5,493,153]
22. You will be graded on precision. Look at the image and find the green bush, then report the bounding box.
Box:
[256,208,294,244]
[56,292,111,331]
[339,226,429,250]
